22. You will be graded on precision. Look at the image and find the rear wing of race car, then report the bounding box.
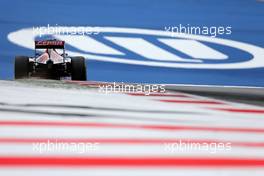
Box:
[35,40,65,49]
[34,40,66,62]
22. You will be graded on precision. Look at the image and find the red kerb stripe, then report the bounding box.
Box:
[0,157,264,167]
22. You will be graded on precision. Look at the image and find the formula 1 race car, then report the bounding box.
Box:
[14,39,87,80]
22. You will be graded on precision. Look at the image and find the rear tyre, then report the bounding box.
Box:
[14,56,30,79]
[71,57,87,81]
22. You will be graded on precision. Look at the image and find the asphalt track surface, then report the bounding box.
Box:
[1,0,264,175]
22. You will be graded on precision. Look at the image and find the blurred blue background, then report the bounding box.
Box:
[0,0,264,86]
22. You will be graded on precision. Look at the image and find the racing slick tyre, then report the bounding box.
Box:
[71,56,87,81]
[14,56,30,79]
